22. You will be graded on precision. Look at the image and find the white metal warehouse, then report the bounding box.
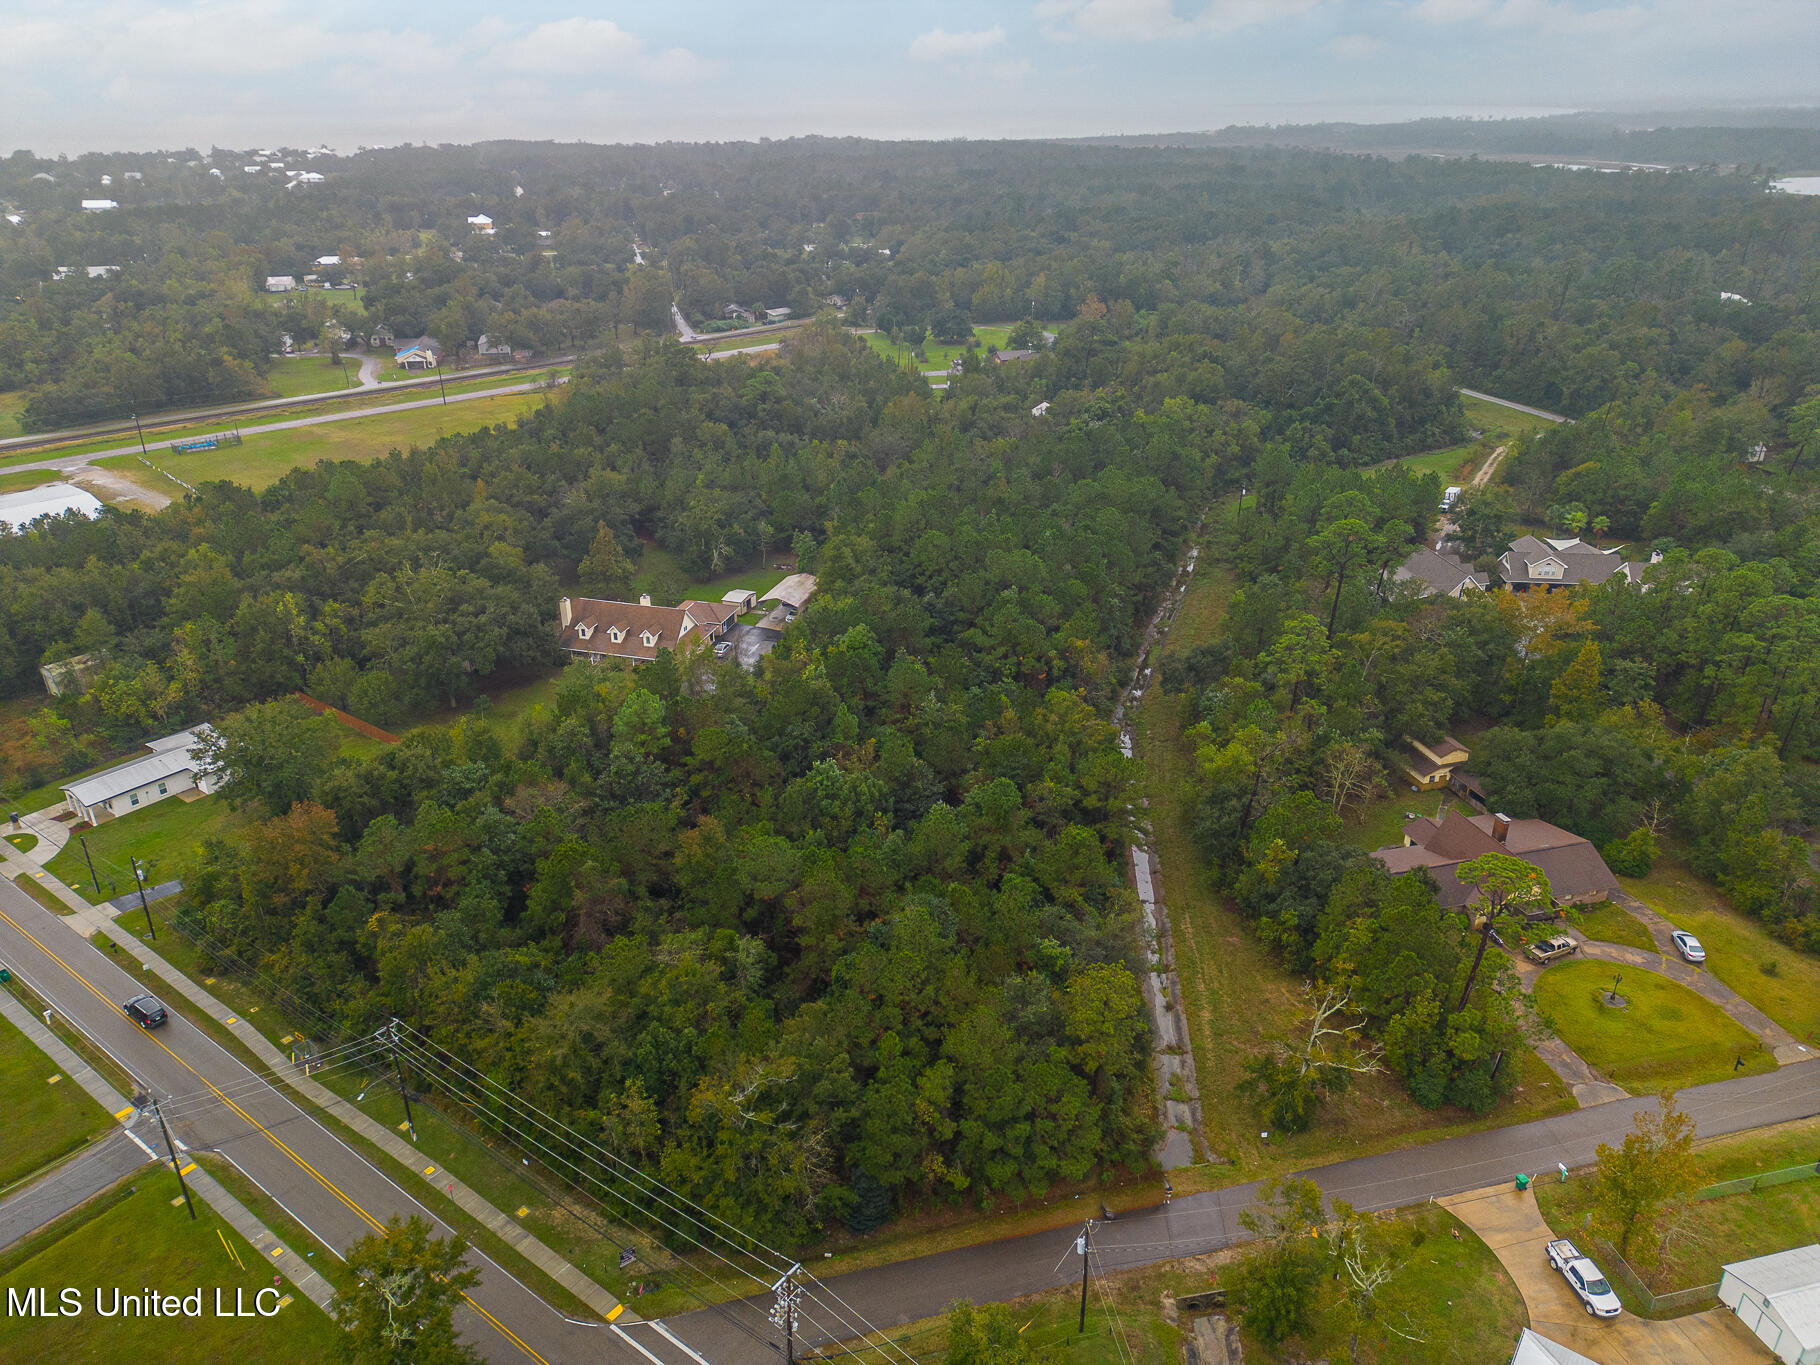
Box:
[1720,1243,1820,1365]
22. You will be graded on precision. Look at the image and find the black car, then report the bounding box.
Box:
[123,994,167,1028]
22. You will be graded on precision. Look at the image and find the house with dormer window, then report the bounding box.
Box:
[556,593,738,664]
[1497,536,1646,592]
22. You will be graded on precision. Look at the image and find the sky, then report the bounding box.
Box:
[3,0,1818,156]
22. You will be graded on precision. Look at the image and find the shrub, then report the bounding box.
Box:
[1602,826,1657,877]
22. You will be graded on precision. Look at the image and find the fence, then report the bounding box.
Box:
[1589,1164,1820,1316]
[1693,1162,1820,1201]
[294,692,400,744]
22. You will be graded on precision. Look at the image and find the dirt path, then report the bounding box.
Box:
[69,464,170,510]
[1472,441,1510,489]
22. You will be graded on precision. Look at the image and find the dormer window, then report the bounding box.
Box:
[607,626,625,644]
[641,630,659,648]
[575,622,593,641]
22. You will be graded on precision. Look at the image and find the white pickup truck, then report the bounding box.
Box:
[1546,1239,1623,1317]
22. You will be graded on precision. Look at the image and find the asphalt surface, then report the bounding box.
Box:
[0,1127,153,1250]
[672,1059,1820,1358]
[0,880,734,1365]
[1458,386,1570,424]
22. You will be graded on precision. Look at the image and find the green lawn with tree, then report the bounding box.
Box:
[0,1177,343,1362]
[262,355,358,397]
[0,1012,114,1187]
[1533,960,1776,1092]
[1622,860,1820,1044]
[1574,901,1660,954]
[45,794,249,904]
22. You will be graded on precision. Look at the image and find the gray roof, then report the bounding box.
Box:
[64,726,215,806]
[1395,546,1488,597]
[1510,1329,1601,1365]
[1723,1244,1820,1347]
[759,573,817,609]
[1499,536,1643,588]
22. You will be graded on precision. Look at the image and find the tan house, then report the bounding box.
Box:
[1401,734,1470,790]
[557,594,738,664]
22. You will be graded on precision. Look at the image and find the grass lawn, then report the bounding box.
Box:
[96,389,556,494]
[0,1175,344,1361]
[628,539,796,605]
[1536,1116,1820,1302]
[695,327,803,355]
[0,1012,113,1189]
[264,355,358,397]
[1533,959,1775,1093]
[400,668,564,736]
[1340,788,1447,853]
[0,389,26,440]
[1574,900,1659,954]
[44,793,249,904]
[3,831,37,853]
[1460,393,1558,442]
[858,323,1018,372]
[11,872,69,914]
[1254,1204,1527,1365]
[1392,441,1482,482]
[0,467,62,495]
[1620,859,1820,1046]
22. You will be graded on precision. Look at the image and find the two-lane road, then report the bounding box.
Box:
[0,883,731,1364]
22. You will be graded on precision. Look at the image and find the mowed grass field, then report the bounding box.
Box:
[1621,859,1820,1045]
[0,390,26,439]
[45,793,250,903]
[0,1010,113,1188]
[263,355,358,397]
[0,1176,343,1362]
[859,323,1020,371]
[1533,958,1775,1093]
[1460,392,1559,442]
[1575,900,1659,954]
[95,388,558,494]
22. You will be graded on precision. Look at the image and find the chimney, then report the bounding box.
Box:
[558,597,571,628]
[1492,812,1511,844]
[639,593,652,607]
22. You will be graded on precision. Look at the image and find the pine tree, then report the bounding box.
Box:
[577,523,635,599]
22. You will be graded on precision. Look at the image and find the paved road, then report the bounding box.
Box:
[673,1060,1819,1357]
[1459,386,1570,424]
[0,1128,153,1251]
[0,881,724,1365]
[0,376,570,486]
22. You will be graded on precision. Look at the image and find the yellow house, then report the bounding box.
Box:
[1401,734,1469,790]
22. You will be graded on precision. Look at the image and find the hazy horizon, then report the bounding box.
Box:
[4,1,1818,159]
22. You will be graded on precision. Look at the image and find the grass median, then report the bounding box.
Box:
[0,1009,116,1188]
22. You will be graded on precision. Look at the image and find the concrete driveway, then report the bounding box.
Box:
[1440,1184,1771,1364]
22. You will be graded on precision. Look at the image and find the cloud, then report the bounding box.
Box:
[1035,0,1322,42]
[908,26,1007,62]
[992,58,1035,79]
[503,17,643,74]
[1325,33,1384,58]
[1411,0,1646,36]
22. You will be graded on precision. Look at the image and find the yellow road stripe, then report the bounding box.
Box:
[114,1105,135,1120]
[0,904,548,1363]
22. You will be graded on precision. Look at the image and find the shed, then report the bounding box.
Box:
[1509,1329,1599,1365]
[759,574,816,610]
[265,275,298,292]
[1720,1244,1820,1364]
[720,589,758,612]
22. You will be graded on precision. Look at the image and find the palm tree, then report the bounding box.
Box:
[1591,514,1610,545]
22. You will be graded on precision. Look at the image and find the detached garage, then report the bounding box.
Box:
[1720,1243,1820,1364]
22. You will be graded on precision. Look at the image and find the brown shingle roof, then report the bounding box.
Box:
[558,596,728,663]
[1373,809,1619,907]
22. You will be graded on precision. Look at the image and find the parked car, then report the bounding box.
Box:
[1526,935,1579,965]
[123,993,167,1029]
[713,640,732,658]
[1671,930,1706,964]
[1546,1239,1622,1317]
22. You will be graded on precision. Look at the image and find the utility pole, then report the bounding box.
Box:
[769,1264,802,1364]
[1078,1219,1093,1334]
[78,833,103,896]
[149,1097,195,1221]
[386,1021,417,1141]
[130,858,155,940]
[130,405,148,456]
[435,361,448,406]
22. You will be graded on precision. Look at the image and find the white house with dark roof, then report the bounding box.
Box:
[558,595,738,664]
[62,726,221,824]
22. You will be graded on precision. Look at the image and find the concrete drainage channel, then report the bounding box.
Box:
[1116,519,1214,1170]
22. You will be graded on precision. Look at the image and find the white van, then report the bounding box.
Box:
[1441,485,1463,511]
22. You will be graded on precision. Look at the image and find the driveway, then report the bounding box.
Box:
[1440,1184,1771,1364]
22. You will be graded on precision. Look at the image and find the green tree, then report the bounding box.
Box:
[1228,1177,1327,1346]
[576,523,635,599]
[1548,641,1604,723]
[944,1300,1040,1364]
[334,1215,481,1364]
[1453,852,1555,1010]
[200,698,340,816]
[1238,985,1381,1135]
[1590,1092,1700,1267]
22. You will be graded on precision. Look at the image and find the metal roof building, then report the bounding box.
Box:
[62,726,221,824]
[1721,1244,1820,1364]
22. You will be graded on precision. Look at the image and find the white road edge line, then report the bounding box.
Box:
[610,1323,669,1364]
[648,1320,714,1364]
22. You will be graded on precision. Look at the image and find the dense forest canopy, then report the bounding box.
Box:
[3,131,1819,1241]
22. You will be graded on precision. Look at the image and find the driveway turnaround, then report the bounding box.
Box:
[1440,1184,1771,1363]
